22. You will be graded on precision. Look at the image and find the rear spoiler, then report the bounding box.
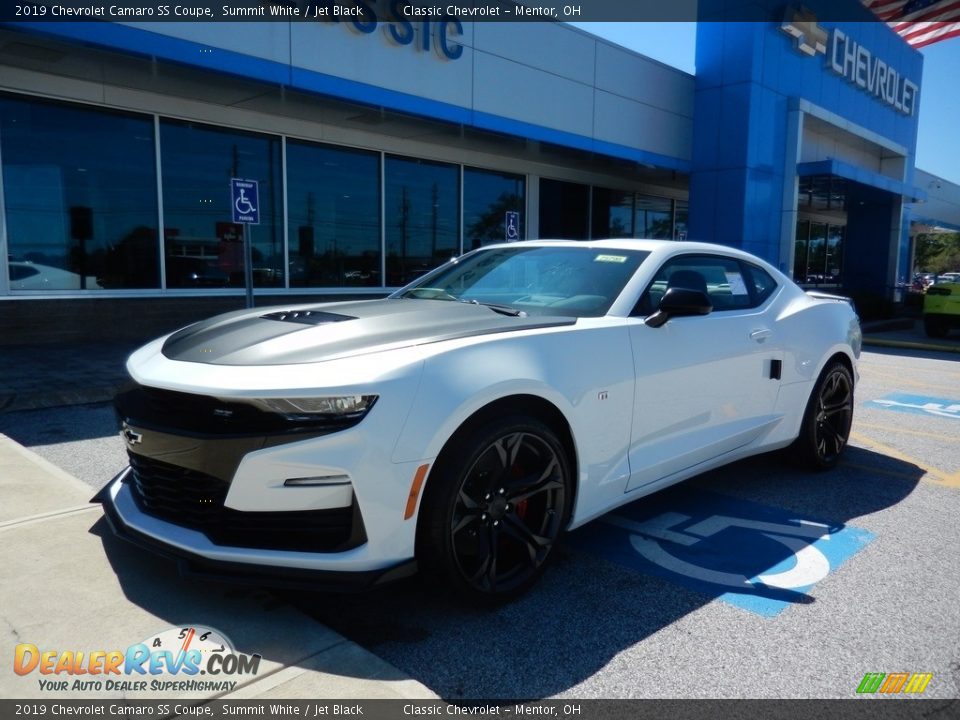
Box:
[806,290,854,307]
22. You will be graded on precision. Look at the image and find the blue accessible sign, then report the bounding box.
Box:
[230,178,259,225]
[574,489,874,617]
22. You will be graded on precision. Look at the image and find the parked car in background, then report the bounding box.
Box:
[97,240,861,602]
[9,261,84,290]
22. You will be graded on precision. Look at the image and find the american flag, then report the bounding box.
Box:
[862,0,960,47]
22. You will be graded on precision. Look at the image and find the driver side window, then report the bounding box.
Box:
[634,254,764,316]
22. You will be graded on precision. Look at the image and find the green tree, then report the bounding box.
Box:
[915,231,960,273]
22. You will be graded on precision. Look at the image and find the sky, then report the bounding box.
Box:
[569,22,960,186]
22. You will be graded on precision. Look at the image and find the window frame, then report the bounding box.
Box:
[632,253,780,317]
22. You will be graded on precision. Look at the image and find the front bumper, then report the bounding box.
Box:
[94,467,417,591]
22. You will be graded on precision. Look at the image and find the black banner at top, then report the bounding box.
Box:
[2,0,890,24]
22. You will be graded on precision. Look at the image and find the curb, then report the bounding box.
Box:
[862,337,960,354]
[0,386,120,414]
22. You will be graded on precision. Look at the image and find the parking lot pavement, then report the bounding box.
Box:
[0,434,437,702]
[851,348,960,488]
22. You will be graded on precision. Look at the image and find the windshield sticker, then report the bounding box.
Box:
[725,272,749,295]
[595,254,629,264]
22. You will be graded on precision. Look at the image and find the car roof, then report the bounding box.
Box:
[479,239,769,263]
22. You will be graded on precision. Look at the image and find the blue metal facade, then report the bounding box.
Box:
[691,0,924,294]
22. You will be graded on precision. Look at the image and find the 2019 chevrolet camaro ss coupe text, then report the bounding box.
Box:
[96,240,861,602]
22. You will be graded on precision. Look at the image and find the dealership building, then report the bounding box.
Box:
[2,0,960,343]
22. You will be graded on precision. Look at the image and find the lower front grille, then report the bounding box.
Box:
[126,453,365,553]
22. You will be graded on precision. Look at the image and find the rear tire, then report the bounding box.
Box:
[416,416,572,604]
[790,360,854,471]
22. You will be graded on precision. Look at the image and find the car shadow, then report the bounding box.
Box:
[0,402,120,444]
[283,447,927,698]
[87,444,925,700]
[86,516,418,686]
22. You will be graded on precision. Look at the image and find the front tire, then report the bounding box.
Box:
[790,360,854,471]
[417,416,572,603]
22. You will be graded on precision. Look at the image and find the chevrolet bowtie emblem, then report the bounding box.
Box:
[781,6,828,57]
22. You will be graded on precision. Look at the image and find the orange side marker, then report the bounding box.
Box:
[404,464,430,520]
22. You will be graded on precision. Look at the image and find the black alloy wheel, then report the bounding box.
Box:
[418,417,572,602]
[791,360,854,470]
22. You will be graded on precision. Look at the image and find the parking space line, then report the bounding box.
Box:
[860,369,960,394]
[850,431,960,489]
[854,421,960,445]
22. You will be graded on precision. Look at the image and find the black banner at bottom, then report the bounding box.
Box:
[3,699,958,720]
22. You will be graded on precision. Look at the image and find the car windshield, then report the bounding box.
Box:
[394,245,649,317]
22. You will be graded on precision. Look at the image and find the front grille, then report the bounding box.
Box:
[115,383,365,437]
[126,453,364,553]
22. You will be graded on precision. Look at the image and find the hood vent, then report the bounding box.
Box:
[260,310,356,326]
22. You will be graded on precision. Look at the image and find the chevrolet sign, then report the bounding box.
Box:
[781,8,919,117]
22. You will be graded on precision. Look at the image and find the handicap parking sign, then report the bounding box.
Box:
[231,178,259,225]
[505,211,520,242]
[575,489,874,617]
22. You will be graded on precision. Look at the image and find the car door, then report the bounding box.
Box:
[625,254,783,491]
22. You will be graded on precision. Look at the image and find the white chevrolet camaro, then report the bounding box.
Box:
[96,240,861,602]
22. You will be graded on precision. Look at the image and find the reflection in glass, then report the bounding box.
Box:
[674,200,688,240]
[826,224,844,284]
[160,121,281,288]
[591,187,634,239]
[636,194,672,239]
[806,221,827,284]
[0,95,159,290]
[287,141,381,287]
[539,178,589,240]
[794,220,809,282]
[385,156,459,286]
[464,167,525,250]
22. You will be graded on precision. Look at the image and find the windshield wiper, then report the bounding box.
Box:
[460,299,526,317]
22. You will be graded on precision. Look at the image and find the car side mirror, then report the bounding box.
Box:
[645,287,713,328]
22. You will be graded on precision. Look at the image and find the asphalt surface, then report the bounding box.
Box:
[2,347,958,701]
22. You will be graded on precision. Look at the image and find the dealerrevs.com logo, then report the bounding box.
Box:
[13,625,261,694]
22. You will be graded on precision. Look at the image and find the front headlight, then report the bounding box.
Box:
[248,395,378,422]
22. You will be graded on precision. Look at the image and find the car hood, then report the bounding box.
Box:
[161,298,575,366]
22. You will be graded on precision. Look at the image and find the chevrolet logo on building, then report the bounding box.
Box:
[781,6,828,57]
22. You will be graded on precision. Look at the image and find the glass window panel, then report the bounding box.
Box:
[286,141,381,287]
[636,194,673,239]
[641,254,758,314]
[384,155,459,286]
[464,167,525,250]
[793,220,809,282]
[674,200,688,240]
[160,120,282,289]
[539,178,589,240]
[826,224,844,285]
[806,221,827,284]
[1,95,159,290]
[590,187,633,239]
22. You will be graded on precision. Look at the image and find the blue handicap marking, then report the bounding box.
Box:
[867,393,960,421]
[575,490,874,617]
